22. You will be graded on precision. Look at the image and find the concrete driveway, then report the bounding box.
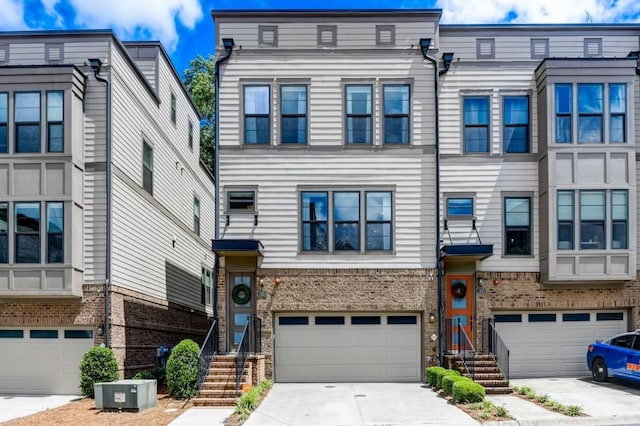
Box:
[0,394,80,423]
[243,383,479,426]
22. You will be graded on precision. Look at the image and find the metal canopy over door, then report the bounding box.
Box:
[274,312,421,382]
[494,310,627,377]
[446,274,474,351]
[228,272,255,351]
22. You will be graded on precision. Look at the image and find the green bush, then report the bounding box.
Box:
[79,346,119,398]
[234,379,273,421]
[132,366,167,386]
[436,369,460,389]
[452,380,485,403]
[442,374,471,396]
[166,339,200,399]
[426,366,446,387]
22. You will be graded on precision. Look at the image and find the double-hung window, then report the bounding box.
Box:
[244,86,270,144]
[188,121,194,150]
[46,91,63,152]
[334,192,359,251]
[15,202,40,263]
[345,85,372,144]
[555,84,572,143]
[504,197,531,256]
[301,192,328,251]
[281,85,307,144]
[557,191,574,250]
[46,202,63,263]
[383,85,410,144]
[193,197,200,236]
[503,96,529,153]
[578,84,604,143]
[0,202,7,263]
[201,266,212,305]
[0,93,7,153]
[463,96,490,152]
[580,191,605,249]
[170,93,177,125]
[142,142,153,195]
[15,92,41,153]
[611,190,627,249]
[366,192,392,250]
[609,84,626,143]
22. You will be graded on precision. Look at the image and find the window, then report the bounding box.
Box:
[578,84,603,143]
[46,202,63,263]
[193,197,200,236]
[201,267,212,305]
[301,192,328,251]
[463,96,489,152]
[529,313,556,322]
[555,84,572,143]
[15,92,41,153]
[503,96,529,153]
[557,191,574,250]
[47,91,63,152]
[0,93,7,153]
[611,190,627,249]
[504,197,531,256]
[383,85,410,144]
[279,316,309,325]
[366,191,392,250]
[609,84,626,143]
[64,330,93,339]
[446,197,473,218]
[15,202,40,263]
[142,142,153,195]
[334,192,359,251]
[188,121,194,150]
[0,202,7,263]
[170,93,176,125]
[227,191,255,212]
[244,86,270,144]
[345,85,372,144]
[281,85,307,144]
[315,316,345,325]
[30,330,58,338]
[612,334,634,349]
[580,191,605,249]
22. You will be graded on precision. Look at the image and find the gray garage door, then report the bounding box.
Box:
[274,313,421,382]
[0,327,94,394]
[494,310,627,378]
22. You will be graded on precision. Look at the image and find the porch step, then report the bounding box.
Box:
[468,372,506,381]
[200,382,237,391]
[192,397,238,407]
[195,352,253,407]
[484,386,513,395]
[198,389,242,398]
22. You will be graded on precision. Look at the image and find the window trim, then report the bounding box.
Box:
[503,195,532,256]
[382,84,410,145]
[502,95,530,153]
[243,84,271,145]
[463,95,490,153]
[280,84,308,144]
[345,84,373,145]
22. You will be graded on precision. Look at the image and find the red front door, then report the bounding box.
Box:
[446,274,474,351]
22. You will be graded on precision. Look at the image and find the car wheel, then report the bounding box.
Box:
[592,357,608,382]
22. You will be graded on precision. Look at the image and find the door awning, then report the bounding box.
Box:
[440,244,493,261]
[211,239,264,257]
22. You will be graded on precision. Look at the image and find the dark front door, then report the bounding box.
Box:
[228,273,255,351]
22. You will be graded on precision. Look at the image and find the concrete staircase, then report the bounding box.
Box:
[192,354,249,407]
[453,354,511,395]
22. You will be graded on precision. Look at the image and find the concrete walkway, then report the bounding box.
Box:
[168,407,233,425]
[0,394,80,423]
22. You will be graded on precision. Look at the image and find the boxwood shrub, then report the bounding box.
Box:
[132,366,167,386]
[79,346,119,398]
[167,339,200,399]
[426,366,446,387]
[452,380,485,403]
[436,369,460,389]
[442,374,472,396]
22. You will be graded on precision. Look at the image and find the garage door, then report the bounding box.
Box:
[274,313,421,382]
[494,310,627,378]
[0,327,94,394]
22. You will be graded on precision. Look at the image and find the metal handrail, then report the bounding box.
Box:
[487,318,510,382]
[235,315,262,393]
[196,318,218,393]
[456,319,477,379]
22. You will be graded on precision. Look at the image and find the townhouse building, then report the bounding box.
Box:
[0,30,215,394]
[211,9,640,383]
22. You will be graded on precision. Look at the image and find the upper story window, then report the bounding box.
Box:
[188,121,194,150]
[142,142,153,195]
[244,86,270,144]
[0,93,7,153]
[46,91,64,152]
[578,84,603,143]
[609,84,626,143]
[463,96,490,153]
[446,197,474,218]
[383,85,410,144]
[504,197,531,256]
[503,96,529,153]
[193,197,200,236]
[280,85,307,144]
[227,190,255,212]
[555,84,572,143]
[201,266,212,305]
[611,190,628,249]
[557,191,574,250]
[345,85,372,144]
[0,202,7,263]
[580,191,605,249]
[15,202,40,264]
[300,190,393,253]
[170,93,177,125]
[15,92,41,153]
[46,202,63,263]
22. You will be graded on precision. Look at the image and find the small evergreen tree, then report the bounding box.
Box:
[79,346,119,398]
[166,339,200,399]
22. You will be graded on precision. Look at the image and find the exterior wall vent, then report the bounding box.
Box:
[531,38,549,59]
[476,38,495,59]
[0,45,7,64]
[46,43,63,63]
[259,25,278,47]
[376,25,395,46]
[317,25,337,47]
[584,38,602,57]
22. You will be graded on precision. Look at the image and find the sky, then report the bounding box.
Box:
[1,0,639,78]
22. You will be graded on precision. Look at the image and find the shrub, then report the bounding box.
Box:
[536,393,549,404]
[442,374,471,396]
[566,405,583,417]
[452,380,485,403]
[166,339,200,399]
[132,366,167,386]
[495,405,509,417]
[234,379,273,421]
[79,346,119,398]
[426,366,446,387]
[436,369,460,389]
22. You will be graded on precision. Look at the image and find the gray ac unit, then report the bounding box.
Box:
[94,379,157,412]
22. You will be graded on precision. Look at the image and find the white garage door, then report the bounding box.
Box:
[0,327,94,394]
[494,310,627,378]
[274,313,421,382]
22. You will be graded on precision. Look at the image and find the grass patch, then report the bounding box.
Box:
[233,379,273,422]
[511,385,584,417]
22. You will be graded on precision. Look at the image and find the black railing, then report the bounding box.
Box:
[196,318,218,393]
[235,315,262,393]
[487,318,510,382]
[444,317,476,379]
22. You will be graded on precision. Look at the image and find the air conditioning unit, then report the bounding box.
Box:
[94,379,157,412]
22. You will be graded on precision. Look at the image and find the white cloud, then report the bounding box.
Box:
[43,0,203,51]
[436,0,640,23]
[0,0,28,29]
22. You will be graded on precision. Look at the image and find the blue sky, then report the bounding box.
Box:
[1,0,639,78]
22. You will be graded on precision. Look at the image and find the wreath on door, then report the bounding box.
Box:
[451,282,467,299]
[232,283,251,305]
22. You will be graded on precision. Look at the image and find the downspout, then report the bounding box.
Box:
[89,59,112,348]
[213,39,234,326]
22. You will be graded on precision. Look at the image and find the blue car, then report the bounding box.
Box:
[587,331,640,382]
